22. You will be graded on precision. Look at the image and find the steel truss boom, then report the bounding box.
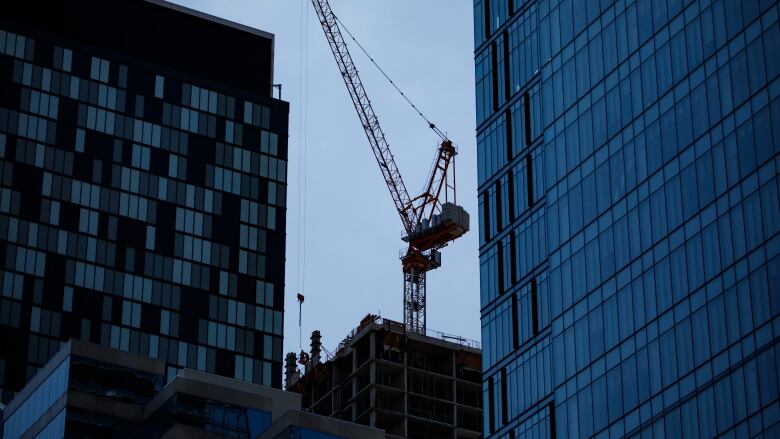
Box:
[309,0,415,234]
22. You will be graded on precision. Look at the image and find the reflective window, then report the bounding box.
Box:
[4,358,69,438]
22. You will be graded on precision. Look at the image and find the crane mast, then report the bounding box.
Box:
[310,0,469,334]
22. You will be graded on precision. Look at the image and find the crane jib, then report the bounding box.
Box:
[309,0,414,232]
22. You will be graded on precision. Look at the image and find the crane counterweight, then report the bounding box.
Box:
[403,203,470,251]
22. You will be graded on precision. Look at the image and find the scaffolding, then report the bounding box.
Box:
[287,315,483,439]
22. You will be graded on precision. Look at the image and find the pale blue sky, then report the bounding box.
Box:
[172,0,480,357]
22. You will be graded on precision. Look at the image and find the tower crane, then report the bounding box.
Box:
[310,0,469,334]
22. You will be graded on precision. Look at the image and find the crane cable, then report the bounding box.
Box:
[303,0,309,350]
[332,14,448,141]
[297,0,311,351]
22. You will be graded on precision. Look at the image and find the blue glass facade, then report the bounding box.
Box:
[475,0,780,437]
[3,358,68,439]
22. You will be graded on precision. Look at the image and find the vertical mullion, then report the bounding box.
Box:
[483,191,491,242]
[491,41,499,111]
[497,241,505,294]
[531,278,539,336]
[503,30,511,101]
[526,153,534,208]
[501,367,508,425]
[524,90,532,146]
[495,180,503,232]
[507,166,516,221]
[512,291,519,349]
[510,230,518,285]
[506,108,513,162]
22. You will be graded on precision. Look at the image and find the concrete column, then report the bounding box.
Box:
[452,351,458,439]
[370,331,377,427]
[352,347,358,421]
[331,368,337,417]
[403,350,408,437]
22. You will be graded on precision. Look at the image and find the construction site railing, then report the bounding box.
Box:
[424,327,482,350]
[332,315,481,355]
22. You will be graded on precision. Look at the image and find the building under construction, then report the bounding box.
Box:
[286,315,483,439]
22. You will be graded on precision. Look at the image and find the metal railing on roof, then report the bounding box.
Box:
[425,327,482,350]
[332,314,481,355]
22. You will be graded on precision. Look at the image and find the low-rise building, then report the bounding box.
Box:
[1,339,383,438]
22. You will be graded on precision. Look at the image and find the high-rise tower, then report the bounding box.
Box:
[0,0,289,402]
[475,0,780,436]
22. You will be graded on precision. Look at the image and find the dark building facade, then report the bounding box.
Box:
[475,0,780,437]
[0,0,289,404]
[288,316,483,439]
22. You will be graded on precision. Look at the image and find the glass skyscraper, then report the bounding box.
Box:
[0,0,289,403]
[475,0,780,437]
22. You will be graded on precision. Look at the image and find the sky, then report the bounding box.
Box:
[171,0,480,359]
